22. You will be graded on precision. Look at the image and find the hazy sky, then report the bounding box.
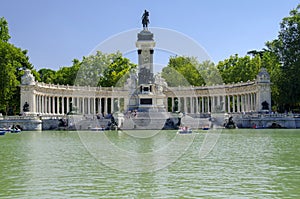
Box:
[1,0,299,70]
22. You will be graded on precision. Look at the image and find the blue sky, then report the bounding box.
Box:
[1,0,299,70]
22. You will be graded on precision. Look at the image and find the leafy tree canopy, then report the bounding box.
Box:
[0,17,10,42]
[265,4,300,110]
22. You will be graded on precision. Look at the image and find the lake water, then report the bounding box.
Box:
[0,129,299,198]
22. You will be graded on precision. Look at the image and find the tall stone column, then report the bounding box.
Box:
[201,97,204,113]
[92,97,95,114]
[232,95,236,112]
[48,96,51,114]
[207,96,210,113]
[212,96,215,113]
[66,97,70,114]
[237,95,240,112]
[62,97,65,114]
[104,98,107,115]
[196,97,199,113]
[57,97,60,114]
[87,97,90,115]
[184,97,187,113]
[227,95,231,113]
[52,96,56,114]
[99,98,102,114]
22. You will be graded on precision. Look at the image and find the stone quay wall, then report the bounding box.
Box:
[0,116,42,131]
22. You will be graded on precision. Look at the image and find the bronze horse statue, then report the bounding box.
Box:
[142,10,149,29]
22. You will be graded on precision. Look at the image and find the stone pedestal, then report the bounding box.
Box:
[127,29,166,112]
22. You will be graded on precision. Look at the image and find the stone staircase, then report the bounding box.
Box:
[121,112,169,130]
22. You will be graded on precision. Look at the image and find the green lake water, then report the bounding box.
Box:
[0,129,299,198]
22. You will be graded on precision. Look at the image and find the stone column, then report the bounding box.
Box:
[52,96,56,114]
[232,95,236,112]
[35,95,38,113]
[184,97,187,113]
[227,95,231,113]
[206,96,210,113]
[196,97,199,113]
[99,98,102,114]
[111,98,114,114]
[62,97,65,114]
[41,95,44,114]
[82,98,85,114]
[87,97,90,115]
[57,97,60,114]
[212,96,215,113]
[190,97,193,113]
[93,97,97,115]
[247,94,250,112]
[104,98,108,115]
[66,97,70,114]
[47,96,50,114]
[237,95,240,112]
[201,97,204,113]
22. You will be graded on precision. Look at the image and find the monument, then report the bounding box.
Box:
[127,10,167,112]
[16,10,277,130]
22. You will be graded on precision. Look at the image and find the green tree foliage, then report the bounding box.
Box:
[217,54,260,84]
[0,17,10,42]
[216,52,282,110]
[0,17,33,115]
[162,56,205,86]
[98,56,136,87]
[259,51,281,110]
[75,51,136,87]
[75,51,119,86]
[266,5,300,111]
[38,68,56,83]
[53,59,80,85]
[37,52,136,87]
[197,60,223,86]
[162,57,224,87]
[0,41,33,115]
[161,67,190,87]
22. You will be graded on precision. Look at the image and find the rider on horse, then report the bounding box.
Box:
[142,10,150,30]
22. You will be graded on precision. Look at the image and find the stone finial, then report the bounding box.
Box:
[257,68,270,83]
[21,69,35,85]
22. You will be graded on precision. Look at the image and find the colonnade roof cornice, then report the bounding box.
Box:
[32,80,258,98]
[168,80,255,91]
[34,82,129,92]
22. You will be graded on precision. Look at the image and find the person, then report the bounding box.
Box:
[142,10,150,29]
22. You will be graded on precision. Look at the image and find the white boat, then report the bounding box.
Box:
[10,128,21,133]
[177,126,192,134]
[90,127,105,131]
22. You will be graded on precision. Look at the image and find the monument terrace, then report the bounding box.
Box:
[17,11,273,130]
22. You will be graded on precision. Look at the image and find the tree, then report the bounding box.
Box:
[53,59,80,85]
[162,56,205,86]
[38,68,56,83]
[74,51,135,87]
[266,4,300,111]
[98,56,136,87]
[0,17,33,115]
[161,66,190,87]
[196,60,223,86]
[0,41,32,115]
[0,17,10,42]
[217,54,260,84]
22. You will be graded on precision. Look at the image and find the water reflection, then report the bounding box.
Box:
[0,130,299,198]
